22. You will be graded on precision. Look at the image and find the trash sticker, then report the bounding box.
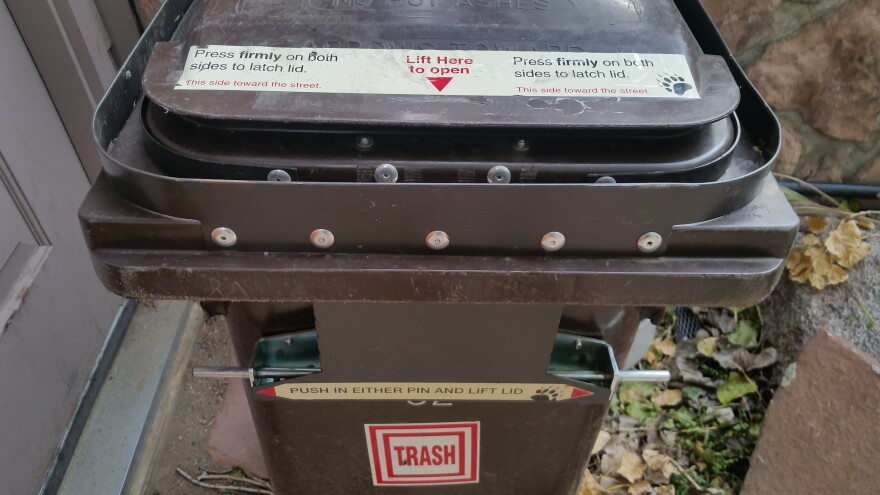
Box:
[176,45,700,99]
[256,382,592,402]
[365,422,480,486]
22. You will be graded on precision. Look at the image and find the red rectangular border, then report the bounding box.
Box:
[366,422,480,486]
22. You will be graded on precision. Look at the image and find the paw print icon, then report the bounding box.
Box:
[531,387,562,402]
[656,74,693,96]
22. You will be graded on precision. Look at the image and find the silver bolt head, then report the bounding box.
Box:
[374,164,399,183]
[637,232,663,253]
[595,176,616,184]
[355,135,374,150]
[512,139,530,152]
[310,229,335,249]
[487,165,512,184]
[211,227,237,248]
[425,231,450,250]
[541,232,565,252]
[267,169,292,182]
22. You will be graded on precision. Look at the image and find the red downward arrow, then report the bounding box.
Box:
[427,77,453,92]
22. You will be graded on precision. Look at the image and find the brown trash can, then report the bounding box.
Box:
[80,0,797,492]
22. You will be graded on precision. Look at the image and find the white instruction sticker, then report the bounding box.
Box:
[176,45,700,99]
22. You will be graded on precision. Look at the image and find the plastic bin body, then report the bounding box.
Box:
[79,0,798,493]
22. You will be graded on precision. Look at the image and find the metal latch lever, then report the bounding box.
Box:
[192,367,670,383]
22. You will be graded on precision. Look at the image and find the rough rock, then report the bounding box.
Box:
[760,232,880,367]
[775,117,805,176]
[747,0,880,142]
[812,146,852,183]
[206,376,269,479]
[854,155,880,183]
[741,331,880,495]
[701,0,780,55]
[703,0,852,64]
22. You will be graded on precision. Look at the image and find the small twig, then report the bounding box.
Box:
[177,468,273,494]
[201,467,235,475]
[197,472,273,490]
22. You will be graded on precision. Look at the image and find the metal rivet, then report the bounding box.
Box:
[637,232,663,254]
[595,176,616,184]
[211,227,237,248]
[310,229,335,249]
[355,135,374,150]
[512,139,530,152]
[426,231,450,250]
[541,232,565,252]
[374,164,399,183]
[487,165,512,184]
[267,169,292,182]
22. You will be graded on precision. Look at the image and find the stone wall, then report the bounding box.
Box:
[135,0,879,184]
[703,0,880,184]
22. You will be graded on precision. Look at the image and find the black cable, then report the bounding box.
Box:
[778,180,880,200]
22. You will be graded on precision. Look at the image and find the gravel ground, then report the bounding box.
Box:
[148,317,232,495]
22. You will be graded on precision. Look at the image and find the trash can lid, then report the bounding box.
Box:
[142,0,740,131]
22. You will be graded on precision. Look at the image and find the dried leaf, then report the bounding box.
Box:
[712,339,778,371]
[786,248,811,283]
[591,430,611,455]
[825,220,871,269]
[617,451,647,483]
[619,382,659,405]
[808,247,849,289]
[671,340,716,387]
[656,486,676,495]
[643,448,678,480]
[660,430,678,447]
[627,480,652,495]
[654,338,677,357]
[697,337,717,357]
[577,470,603,495]
[856,217,876,230]
[805,216,828,234]
[702,406,737,426]
[704,309,736,334]
[643,346,659,364]
[650,389,683,407]
[787,241,849,290]
[600,444,627,475]
[802,233,822,247]
[716,372,758,405]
